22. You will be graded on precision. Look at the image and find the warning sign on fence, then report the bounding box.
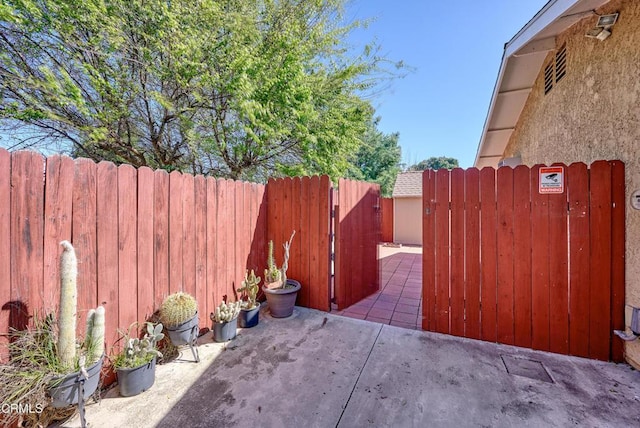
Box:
[539,166,564,194]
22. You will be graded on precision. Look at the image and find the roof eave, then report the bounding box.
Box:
[474,0,609,168]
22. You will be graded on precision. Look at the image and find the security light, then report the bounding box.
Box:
[585,12,618,41]
[597,13,618,27]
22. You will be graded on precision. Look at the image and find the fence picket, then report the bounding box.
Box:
[496,167,515,345]
[118,165,138,332]
[589,161,612,360]
[73,159,97,335]
[463,168,480,339]
[43,155,74,312]
[568,163,590,358]
[206,177,217,317]
[479,167,497,342]
[548,169,569,355]
[153,170,170,308]
[97,161,119,346]
[610,161,625,362]
[182,173,196,299]
[513,165,532,349]
[450,168,465,337]
[531,165,551,351]
[0,150,9,360]
[422,170,436,331]
[137,167,155,322]
[434,169,450,334]
[169,171,184,295]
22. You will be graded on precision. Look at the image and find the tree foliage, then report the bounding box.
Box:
[0,0,396,180]
[409,156,459,171]
[347,117,401,197]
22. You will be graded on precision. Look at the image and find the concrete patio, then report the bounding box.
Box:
[64,305,640,428]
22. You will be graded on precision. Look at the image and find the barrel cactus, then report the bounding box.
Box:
[159,292,198,328]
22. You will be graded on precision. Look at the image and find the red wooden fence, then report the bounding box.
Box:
[265,176,332,311]
[422,162,625,362]
[335,179,380,309]
[380,197,393,242]
[0,149,267,360]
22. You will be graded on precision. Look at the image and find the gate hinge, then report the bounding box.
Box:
[330,253,335,261]
[331,209,336,218]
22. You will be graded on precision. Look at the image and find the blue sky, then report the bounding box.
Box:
[346,0,549,168]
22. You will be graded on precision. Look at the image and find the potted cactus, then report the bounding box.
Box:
[210,300,241,342]
[262,231,301,318]
[0,241,106,428]
[159,292,200,362]
[112,322,164,397]
[47,241,105,411]
[236,269,261,328]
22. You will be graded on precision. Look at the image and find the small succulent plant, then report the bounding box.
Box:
[114,322,164,369]
[159,292,198,328]
[237,270,261,309]
[210,301,242,323]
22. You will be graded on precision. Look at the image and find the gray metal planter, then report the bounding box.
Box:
[166,312,200,362]
[116,356,156,397]
[48,355,103,408]
[263,279,301,318]
[212,317,238,342]
[238,305,260,328]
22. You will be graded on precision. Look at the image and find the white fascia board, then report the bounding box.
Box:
[505,0,579,57]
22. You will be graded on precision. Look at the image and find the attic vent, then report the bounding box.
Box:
[543,45,567,95]
[544,63,554,94]
[556,46,567,82]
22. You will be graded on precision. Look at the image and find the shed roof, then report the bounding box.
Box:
[392,171,423,198]
[474,0,609,168]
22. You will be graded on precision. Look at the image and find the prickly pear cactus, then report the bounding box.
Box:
[58,240,78,370]
[160,292,198,328]
[210,301,241,323]
[237,270,261,309]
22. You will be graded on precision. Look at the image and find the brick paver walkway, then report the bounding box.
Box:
[333,246,422,329]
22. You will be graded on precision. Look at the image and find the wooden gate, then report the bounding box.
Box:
[334,179,381,309]
[266,176,332,311]
[422,162,625,362]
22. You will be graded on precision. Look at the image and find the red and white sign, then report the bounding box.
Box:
[539,166,564,194]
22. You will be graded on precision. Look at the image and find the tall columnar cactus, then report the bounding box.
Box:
[160,292,198,328]
[58,240,78,370]
[84,306,105,365]
[264,240,281,284]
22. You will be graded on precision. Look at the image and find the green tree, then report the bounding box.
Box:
[347,117,401,197]
[0,0,395,181]
[410,156,459,171]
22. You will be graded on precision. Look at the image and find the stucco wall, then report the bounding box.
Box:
[503,0,640,367]
[393,197,422,246]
